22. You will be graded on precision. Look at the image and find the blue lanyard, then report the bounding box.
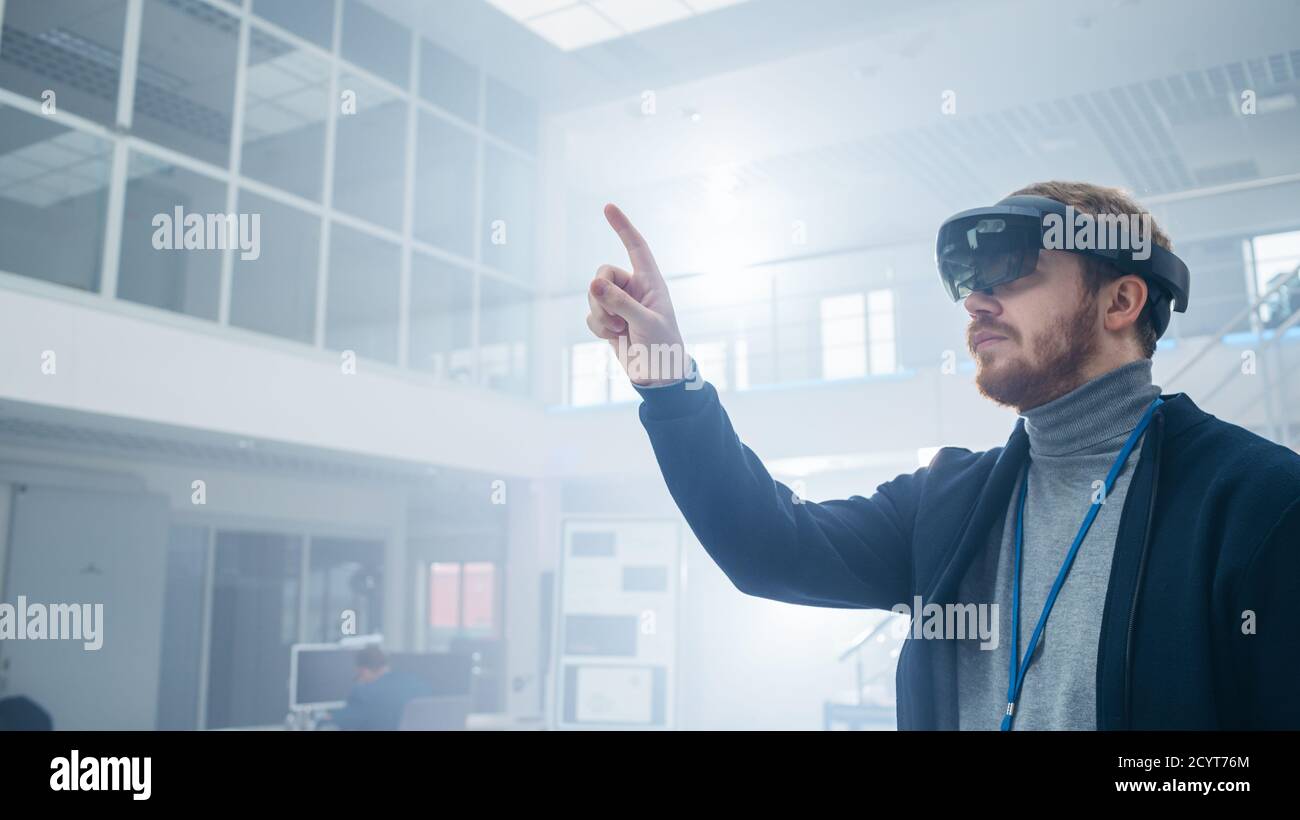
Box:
[1000,396,1163,731]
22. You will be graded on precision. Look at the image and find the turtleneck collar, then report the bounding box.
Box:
[1021,359,1161,457]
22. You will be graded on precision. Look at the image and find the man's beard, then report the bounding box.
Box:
[971,295,1099,413]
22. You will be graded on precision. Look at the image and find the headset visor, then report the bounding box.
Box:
[936,212,1044,301]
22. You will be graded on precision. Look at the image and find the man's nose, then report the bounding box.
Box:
[964,288,1000,318]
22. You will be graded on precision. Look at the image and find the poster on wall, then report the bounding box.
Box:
[552,519,680,730]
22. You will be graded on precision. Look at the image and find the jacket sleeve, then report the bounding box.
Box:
[635,375,919,610]
[1228,495,1300,729]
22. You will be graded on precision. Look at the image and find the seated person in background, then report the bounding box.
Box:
[0,695,53,730]
[327,645,432,731]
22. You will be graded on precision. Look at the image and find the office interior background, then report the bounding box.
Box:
[0,0,1297,730]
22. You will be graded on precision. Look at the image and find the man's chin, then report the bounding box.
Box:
[972,350,1015,379]
[974,357,1034,409]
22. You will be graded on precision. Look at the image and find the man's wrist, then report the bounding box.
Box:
[633,354,698,388]
[632,356,705,401]
[634,377,685,389]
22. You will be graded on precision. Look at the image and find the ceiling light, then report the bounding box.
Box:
[485,0,754,51]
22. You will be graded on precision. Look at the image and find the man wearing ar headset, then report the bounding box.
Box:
[584,180,1300,730]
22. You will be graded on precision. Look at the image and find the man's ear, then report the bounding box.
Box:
[1104,274,1148,332]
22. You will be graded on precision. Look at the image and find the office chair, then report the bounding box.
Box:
[397,695,472,731]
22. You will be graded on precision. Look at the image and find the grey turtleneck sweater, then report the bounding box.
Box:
[956,359,1161,730]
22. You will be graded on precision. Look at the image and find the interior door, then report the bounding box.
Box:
[0,483,169,729]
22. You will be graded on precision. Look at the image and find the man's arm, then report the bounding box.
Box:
[633,372,917,610]
[585,204,917,611]
[1228,495,1300,729]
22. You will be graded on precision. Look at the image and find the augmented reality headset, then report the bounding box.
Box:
[935,194,1190,338]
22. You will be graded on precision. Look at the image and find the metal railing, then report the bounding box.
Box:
[1165,264,1300,447]
[824,614,901,730]
[1165,264,1299,387]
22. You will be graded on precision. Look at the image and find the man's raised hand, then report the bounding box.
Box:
[586,204,688,385]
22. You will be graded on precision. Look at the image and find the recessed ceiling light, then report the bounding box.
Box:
[591,0,691,30]
[524,4,622,50]
[485,0,754,51]
[680,0,747,11]
[486,0,573,17]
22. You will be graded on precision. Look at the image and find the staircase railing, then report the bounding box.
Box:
[1165,265,1299,446]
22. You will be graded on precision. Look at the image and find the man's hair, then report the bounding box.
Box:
[355,644,387,671]
[1008,180,1172,359]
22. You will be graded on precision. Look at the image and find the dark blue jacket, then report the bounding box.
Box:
[636,378,1300,729]
[331,671,433,731]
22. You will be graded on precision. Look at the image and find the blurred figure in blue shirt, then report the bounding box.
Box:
[328,645,432,731]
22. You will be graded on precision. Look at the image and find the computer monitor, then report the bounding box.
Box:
[290,642,372,711]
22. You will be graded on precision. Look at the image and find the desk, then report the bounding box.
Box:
[218,713,546,731]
